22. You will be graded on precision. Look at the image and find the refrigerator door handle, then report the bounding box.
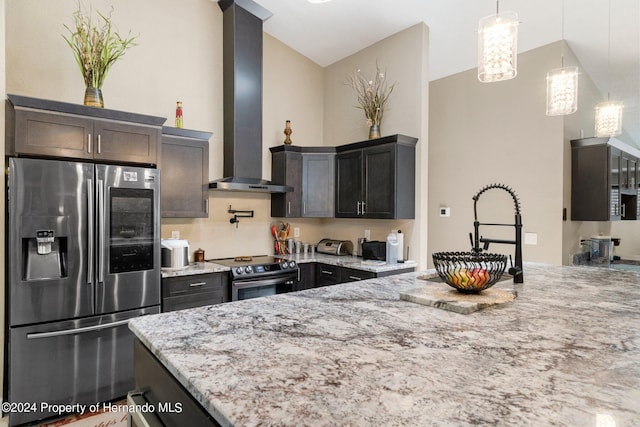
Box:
[26,318,131,340]
[87,179,94,286]
[97,179,105,284]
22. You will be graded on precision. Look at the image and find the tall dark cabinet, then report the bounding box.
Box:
[571,138,639,221]
[335,134,417,219]
[160,127,211,218]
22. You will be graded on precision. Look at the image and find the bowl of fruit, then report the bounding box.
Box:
[431,251,508,293]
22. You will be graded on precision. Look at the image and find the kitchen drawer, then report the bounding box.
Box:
[163,292,226,312]
[340,267,375,282]
[162,273,229,312]
[315,263,341,287]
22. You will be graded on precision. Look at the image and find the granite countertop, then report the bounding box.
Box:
[161,262,229,278]
[280,253,417,273]
[161,255,416,278]
[130,264,640,426]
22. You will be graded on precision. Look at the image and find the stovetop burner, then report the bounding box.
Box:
[207,255,297,279]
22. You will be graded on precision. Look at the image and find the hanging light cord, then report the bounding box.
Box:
[561,0,565,67]
[607,0,611,101]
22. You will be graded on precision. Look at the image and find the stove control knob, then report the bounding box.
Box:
[235,267,244,275]
[281,261,289,269]
[289,261,297,269]
[244,266,253,274]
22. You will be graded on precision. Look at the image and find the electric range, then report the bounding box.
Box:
[207,256,299,301]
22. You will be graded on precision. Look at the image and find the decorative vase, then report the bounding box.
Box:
[368,124,381,139]
[283,120,293,145]
[84,87,104,108]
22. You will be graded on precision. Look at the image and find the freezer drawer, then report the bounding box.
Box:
[6,307,159,427]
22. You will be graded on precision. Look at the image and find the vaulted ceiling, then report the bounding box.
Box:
[252,0,640,146]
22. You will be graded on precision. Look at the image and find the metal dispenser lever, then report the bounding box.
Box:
[36,230,55,255]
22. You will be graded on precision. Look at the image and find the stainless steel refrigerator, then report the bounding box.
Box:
[5,157,161,426]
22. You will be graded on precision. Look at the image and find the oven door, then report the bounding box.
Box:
[231,272,297,301]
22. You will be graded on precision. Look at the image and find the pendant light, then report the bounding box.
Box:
[595,0,623,137]
[477,0,519,83]
[546,0,579,116]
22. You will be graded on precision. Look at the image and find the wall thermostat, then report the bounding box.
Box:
[439,207,451,217]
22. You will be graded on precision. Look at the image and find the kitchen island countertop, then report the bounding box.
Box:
[130,263,640,426]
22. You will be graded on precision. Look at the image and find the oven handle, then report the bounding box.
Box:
[233,274,298,289]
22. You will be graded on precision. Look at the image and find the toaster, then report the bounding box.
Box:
[316,238,353,256]
[361,241,386,261]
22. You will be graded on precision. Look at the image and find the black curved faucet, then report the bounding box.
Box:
[471,183,524,283]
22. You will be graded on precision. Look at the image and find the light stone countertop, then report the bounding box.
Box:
[161,262,230,278]
[279,253,417,273]
[161,254,416,279]
[130,263,640,426]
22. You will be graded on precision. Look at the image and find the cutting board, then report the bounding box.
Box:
[399,282,517,314]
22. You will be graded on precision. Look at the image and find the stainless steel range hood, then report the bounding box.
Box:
[209,0,292,193]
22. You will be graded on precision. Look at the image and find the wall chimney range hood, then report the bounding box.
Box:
[209,0,292,193]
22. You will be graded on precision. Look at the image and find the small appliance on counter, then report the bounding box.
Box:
[356,237,368,257]
[317,238,353,256]
[361,241,386,261]
[161,239,190,269]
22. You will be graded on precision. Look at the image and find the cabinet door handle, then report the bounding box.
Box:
[348,276,363,281]
[97,134,102,154]
[204,198,209,214]
[361,201,366,215]
[303,201,306,215]
[621,204,626,218]
[189,282,206,287]
[357,201,361,215]
[321,270,333,275]
[288,201,291,214]
[87,134,92,154]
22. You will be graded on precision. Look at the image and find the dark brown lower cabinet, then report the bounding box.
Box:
[162,272,229,312]
[315,262,414,288]
[134,340,219,426]
[296,263,316,291]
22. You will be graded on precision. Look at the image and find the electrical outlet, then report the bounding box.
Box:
[364,229,371,240]
[171,230,180,239]
[293,227,300,238]
[439,207,451,217]
[524,232,538,245]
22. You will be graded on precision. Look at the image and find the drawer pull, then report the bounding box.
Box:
[321,270,333,275]
[189,282,206,287]
[348,276,363,281]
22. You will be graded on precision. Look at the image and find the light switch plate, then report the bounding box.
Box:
[293,227,300,238]
[364,229,371,240]
[171,230,180,239]
[524,232,538,245]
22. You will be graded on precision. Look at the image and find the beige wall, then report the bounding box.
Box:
[428,43,567,266]
[322,23,429,266]
[429,40,640,267]
[4,2,429,264]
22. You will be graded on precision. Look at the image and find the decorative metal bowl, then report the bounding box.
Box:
[432,252,508,293]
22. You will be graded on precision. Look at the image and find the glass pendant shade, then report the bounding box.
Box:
[477,11,519,83]
[594,101,623,137]
[546,67,579,116]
